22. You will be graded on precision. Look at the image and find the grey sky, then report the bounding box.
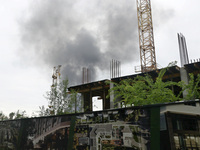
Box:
[0,0,200,116]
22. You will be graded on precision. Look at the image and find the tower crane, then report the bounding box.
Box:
[49,65,62,114]
[51,65,62,87]
[136,0,157,73]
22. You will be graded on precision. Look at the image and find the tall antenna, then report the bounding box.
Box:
[136,0,157,73]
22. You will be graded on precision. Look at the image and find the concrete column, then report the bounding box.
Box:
[90,90,92,111]
[110,82,121,108]
[103,89,106,110]
[81,93,84,112]
[180,67,189,98]
[110,82,115,109]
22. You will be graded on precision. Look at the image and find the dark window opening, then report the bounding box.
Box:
[172,117,198,131]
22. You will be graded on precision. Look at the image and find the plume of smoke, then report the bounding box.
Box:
[19,0,139,86]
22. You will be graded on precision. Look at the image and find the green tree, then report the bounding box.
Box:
[0,111,8,121]
[108,63,200,107]
[180,73,200,100]
[9,112,15,119]
[69,89,82,113]
[8,110,27,119]
[38,105,50,116]
[48,77,69,115]
[40,77,82,116]
[107,67,181,106]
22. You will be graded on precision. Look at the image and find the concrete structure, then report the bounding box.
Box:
[69,61,200,112]
[160,100,200,149]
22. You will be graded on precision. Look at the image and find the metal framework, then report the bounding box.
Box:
[137,0,157,72]
[52,65,62,87]
[110,59,121,79]
[82,67,90,84]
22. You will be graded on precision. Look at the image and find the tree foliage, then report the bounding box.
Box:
[39,77,82,116]
[8,110,27,119]
[108,67,200,107]
[108,68,180,106]
[0,111,8,121]
[180,73,200,100]
[47,77,69,115]
[0,110,27,120]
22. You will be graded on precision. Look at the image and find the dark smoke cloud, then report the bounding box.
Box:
[19,0,139,86]
[99,1,138,61]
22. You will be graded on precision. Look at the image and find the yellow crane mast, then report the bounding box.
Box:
[136,0,157,73]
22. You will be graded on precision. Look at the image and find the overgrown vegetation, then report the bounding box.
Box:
[39,77,82,116]
[181,73,200,100]
[107,66,200,107]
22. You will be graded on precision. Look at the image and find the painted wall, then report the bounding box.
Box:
[0,107,153,150]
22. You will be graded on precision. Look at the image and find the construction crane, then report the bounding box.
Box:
[136,0,157,73]
[49,65,62,114]
[51,65,62,87]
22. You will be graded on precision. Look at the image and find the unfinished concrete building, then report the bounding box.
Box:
[69,61,200,112]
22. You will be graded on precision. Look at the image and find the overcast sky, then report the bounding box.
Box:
[0,0,200,116]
